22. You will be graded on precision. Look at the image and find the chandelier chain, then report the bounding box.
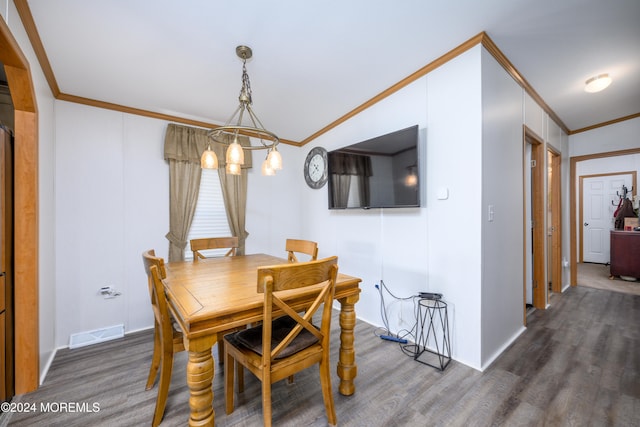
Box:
[241,59,252,105]
[202,45,282,175]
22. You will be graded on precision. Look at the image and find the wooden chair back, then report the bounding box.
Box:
[258,256,338,362]
[142,249,186,426]
[142,250,173,345]
[223,256,338,426]
[285,238,318,262]
[142,249,167,299]
[190,236,239,260]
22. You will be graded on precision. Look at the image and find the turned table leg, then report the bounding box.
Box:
[186,348,215,427]
[337,294,359,395]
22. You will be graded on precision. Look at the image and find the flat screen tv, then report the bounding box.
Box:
[328,125,420,209]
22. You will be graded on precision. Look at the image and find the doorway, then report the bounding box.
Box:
[569,148,640,287]
[547,148,562,294]
[0,17,40,394]
[524,127,546,321]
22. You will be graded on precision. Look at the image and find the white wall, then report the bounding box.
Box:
[569,117,640,157]
[54,102,169,347]
[480,48,525,366]
[264,47,488,369]
[245,142,305,256]
[51,101,307,349]
[298,75,431,353]
[425,48,484,369]
[576,153,640,177]
[2,0,58,382]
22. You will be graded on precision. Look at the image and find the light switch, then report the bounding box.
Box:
[488,205,494,222]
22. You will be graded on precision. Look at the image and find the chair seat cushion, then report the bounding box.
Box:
[172,321,182,333]
[228,316,318,359]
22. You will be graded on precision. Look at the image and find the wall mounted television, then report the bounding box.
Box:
[328,125,420,209]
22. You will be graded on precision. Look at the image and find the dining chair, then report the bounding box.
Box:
[142,249,185,427]
[223,256,339,427]
[285,238,318,262]
[190,236,239,259]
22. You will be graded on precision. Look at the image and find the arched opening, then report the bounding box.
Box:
[0,16,39,394]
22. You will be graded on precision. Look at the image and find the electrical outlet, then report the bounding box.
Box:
[99,286,121,299]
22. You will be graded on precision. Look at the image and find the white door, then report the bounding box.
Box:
[582,174,633,263]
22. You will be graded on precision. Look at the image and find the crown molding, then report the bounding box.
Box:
[569,112,640,135]
[14,0,59,97]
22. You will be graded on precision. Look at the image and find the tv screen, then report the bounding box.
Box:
[328,125,420,209]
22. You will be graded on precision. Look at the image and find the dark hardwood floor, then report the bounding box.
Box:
[2,285,639,426]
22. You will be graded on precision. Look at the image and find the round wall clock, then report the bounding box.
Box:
[304,146,328,189]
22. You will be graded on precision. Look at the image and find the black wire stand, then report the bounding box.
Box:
[415,297,451,371]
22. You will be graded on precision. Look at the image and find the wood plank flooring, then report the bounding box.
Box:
[2,285,639,426]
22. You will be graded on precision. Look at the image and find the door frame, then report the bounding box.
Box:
[0,16,39,393]
[548,147,562,293]
[570,148,640,286]
[523,126,546,319]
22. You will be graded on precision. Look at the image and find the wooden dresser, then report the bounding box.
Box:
[610,230,640,279]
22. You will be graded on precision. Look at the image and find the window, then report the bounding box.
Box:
[185,169,231,259]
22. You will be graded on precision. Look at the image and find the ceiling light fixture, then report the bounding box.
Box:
[584,73,612,93]
[202,45,282,175]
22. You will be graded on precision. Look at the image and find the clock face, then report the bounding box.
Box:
[309,154,325,181]
[304,147,328,189]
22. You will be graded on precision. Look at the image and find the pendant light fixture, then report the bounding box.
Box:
[202,45,282,176]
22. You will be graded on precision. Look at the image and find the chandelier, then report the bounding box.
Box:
[201,45,282,175]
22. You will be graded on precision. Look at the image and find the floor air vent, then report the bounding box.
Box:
[69,324,125,349]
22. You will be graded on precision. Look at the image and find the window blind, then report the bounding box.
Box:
[185,169,231,259]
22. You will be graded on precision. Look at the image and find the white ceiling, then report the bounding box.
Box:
[25,0,640,143]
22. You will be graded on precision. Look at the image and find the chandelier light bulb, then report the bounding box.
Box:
[226,139,245,165]
[261,159,275,176]
[267,148,283,170]
[226,162,241,175]
[200,146,218,169]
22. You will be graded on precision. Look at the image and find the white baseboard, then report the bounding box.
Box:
[480,325,527,371]
[39,347,57,386]
[125,325,154,335]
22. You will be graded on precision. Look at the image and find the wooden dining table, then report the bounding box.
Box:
[164,253,362,427]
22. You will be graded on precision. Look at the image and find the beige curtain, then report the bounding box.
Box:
[218,168,249,255]
[166,161,201,261]
[163,123,252,261]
